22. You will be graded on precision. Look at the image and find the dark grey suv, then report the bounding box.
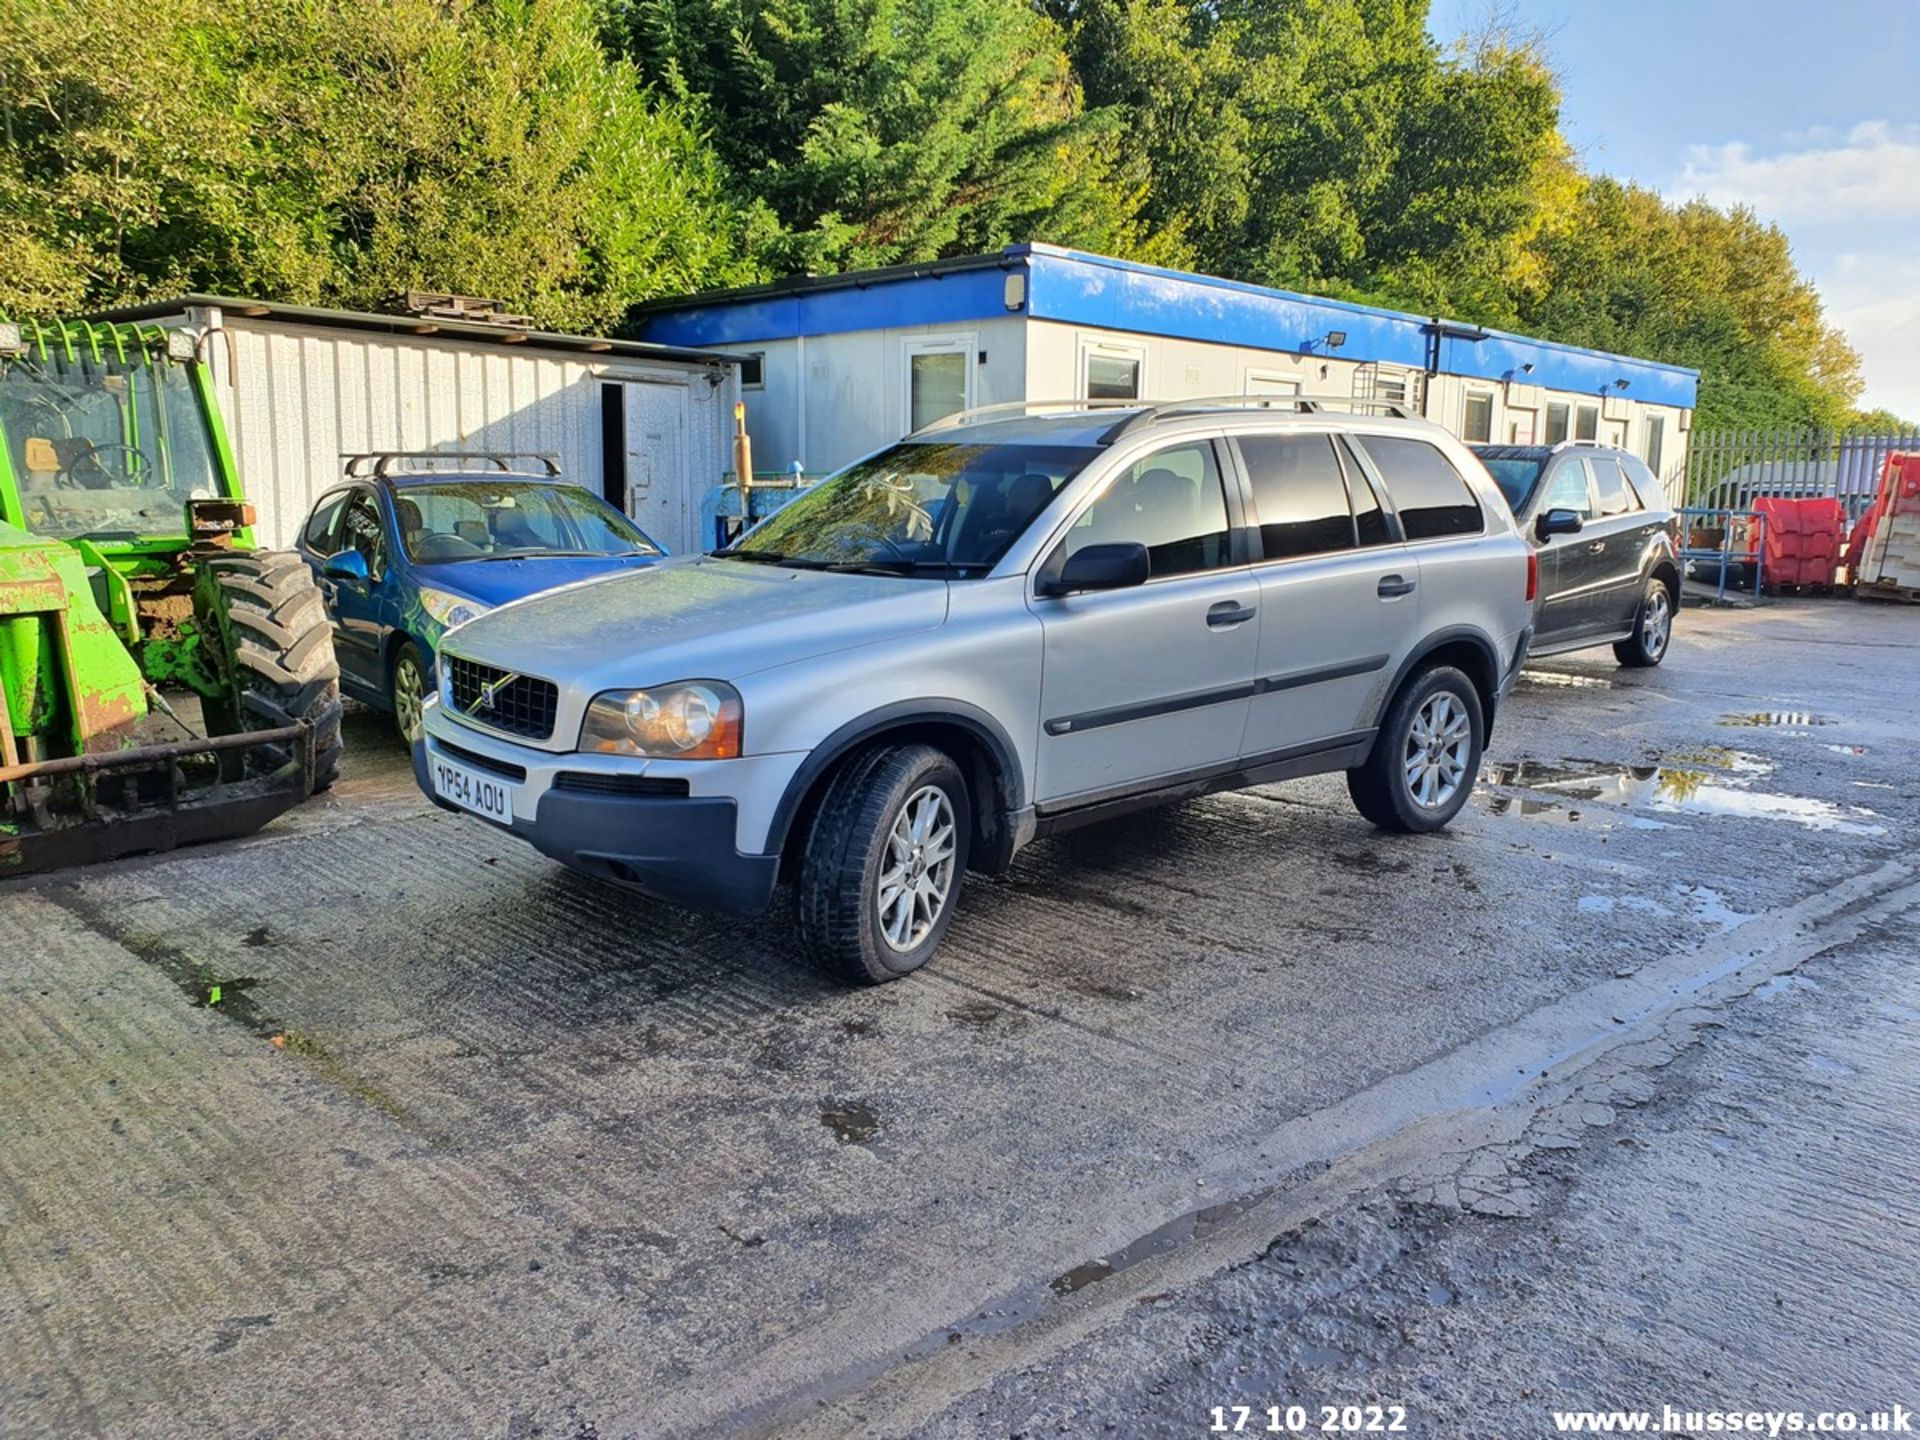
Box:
[1472,442,1680,668]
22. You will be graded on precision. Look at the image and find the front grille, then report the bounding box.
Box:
[445,655,558,741]
[553,772,690,798]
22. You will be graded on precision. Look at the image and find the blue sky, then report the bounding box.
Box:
[1427,0,1920,420]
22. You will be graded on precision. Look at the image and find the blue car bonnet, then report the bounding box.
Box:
[413,551,661,610]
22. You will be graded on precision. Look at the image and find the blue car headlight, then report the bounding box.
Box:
[419,587,490,630]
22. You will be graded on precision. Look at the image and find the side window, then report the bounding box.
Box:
[1238,434,1355,561]
[1540,460,1595,519]
[1356,436,1486,541]
[1620,453,1661,509]
[1589,457,1637,517]
[1337,439,1393,547]
[304,489,350,552]
[340,491,387,579]
[1066,441,1231,578]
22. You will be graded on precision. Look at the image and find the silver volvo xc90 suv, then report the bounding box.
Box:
[414,399,1537,983]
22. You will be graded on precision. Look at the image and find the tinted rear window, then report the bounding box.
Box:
[1588,457,1637,517]
[1238,434,1355,560]
[1358,437,1485,540]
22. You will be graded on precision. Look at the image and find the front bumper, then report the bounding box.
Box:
[412,715,784,917]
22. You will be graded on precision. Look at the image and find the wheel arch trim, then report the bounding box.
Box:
[764,699,1027,858]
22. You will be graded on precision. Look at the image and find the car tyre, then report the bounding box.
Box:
[796,744,971,985]
[391,641,429,744]
[1613,578,1673,668]
[1346,664,1484,833]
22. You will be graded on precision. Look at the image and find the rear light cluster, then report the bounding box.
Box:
[1525,550,1539,603]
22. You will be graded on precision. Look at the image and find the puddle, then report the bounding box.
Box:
[820,1101,880,1146]
[1482,757,1885,835]
[1048,1191,1273,1297]
[1517,669,1614,690]
[1718,711,1836,728]
[1682,885,1756,931]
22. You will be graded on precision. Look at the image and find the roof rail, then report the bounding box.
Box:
[908,398,1144,438]
[910,393,1418,443]
[1101,393,1416,440]
[341,451,562,479]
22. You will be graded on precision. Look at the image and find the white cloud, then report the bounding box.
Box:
[1674,121,1920,222]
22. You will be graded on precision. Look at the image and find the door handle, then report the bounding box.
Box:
[1377,574,1416,598]
[1587,541,1607,554]
[1206,601,1256,628]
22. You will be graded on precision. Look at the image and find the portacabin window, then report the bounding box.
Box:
[1463,391,1494,444]
[1575,404,1599,441]
[1644,414,1665,476]
[904,337,974,432]
[739,352,765,389]
[1545,401,1570,445]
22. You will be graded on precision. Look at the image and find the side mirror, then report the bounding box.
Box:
[1038,541,1150,596]
[1536,508,1584,541]
[323,548,371,587]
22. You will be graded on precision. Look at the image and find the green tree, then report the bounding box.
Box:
[1521,179,1862,431]
[0,0,762,328]
[605,0,1155,272]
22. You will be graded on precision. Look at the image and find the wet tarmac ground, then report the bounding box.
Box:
[2,599,1916,1439]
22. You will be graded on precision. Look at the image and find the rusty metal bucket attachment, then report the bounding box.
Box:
[0,723,315,877]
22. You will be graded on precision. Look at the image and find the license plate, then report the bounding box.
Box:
[429,755,514,826]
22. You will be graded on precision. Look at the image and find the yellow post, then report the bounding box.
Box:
[732,400,753,524]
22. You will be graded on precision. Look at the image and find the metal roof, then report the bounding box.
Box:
[85,294,748,368]
[633,243,1700,409]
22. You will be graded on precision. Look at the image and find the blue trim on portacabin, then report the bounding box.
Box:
[634,242,1700,410]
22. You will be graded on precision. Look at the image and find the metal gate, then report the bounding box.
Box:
[1685,427,1920,522]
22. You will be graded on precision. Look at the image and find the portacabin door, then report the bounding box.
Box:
[1030,438,1259,806]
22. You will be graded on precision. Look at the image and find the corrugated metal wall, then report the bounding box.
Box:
[203,317,734,552]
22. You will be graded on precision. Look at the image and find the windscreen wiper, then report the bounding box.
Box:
[715,547,790,564]
[822,559,981,577]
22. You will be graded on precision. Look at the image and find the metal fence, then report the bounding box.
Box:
[1684,427,1920,522]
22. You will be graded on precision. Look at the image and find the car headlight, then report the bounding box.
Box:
[419,587,490,630]
[579,681,743,759]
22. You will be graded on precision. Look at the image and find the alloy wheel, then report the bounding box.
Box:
[1403,691,1472,809]
[1643,588,1672,660]
[876,784,958,953]
[394,654,426,743]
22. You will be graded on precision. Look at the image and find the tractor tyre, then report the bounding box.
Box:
[197,551,344,792]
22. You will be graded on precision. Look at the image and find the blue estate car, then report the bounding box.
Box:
[294,453,665,741]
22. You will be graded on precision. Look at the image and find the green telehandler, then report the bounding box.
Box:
[0,316,343,875]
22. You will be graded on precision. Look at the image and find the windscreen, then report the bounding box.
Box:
[395,482,661,563]
[724,440,1101,576]
[1477,456,1545,512]
[0,352,220,541]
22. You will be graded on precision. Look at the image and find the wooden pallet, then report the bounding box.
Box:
[1855,579,1920,605]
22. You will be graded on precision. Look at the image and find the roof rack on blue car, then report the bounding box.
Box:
[341,451,563,479]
